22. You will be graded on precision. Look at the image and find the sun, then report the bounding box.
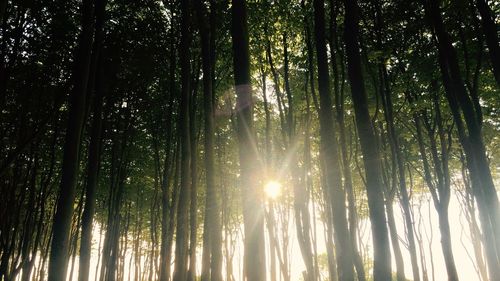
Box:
[264,180,282,199]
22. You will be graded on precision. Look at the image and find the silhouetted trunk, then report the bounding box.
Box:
[264,27,287,143]
[149,178,160,281]
[79,2,108,279]
[313,0,354,280]
[100,111,131,281]
[198,1,223,280]
[172,0,192,279]
[475,0,500,85]
[281,30,316,281]
[302,1,319,113]
[343,0,392,280]
[386,201,406,281]
[231,0,266,280]
[47,1,95,280]
[328,1,366,278]
[379,124,406,281]
[412,87,459,281]
[163,145,181,281]
[373,1,420,278]
[424,1,500,278]
[187,68,199,281]
[458,155,488,281]
[78,80,104,281]
[160,26,177,281]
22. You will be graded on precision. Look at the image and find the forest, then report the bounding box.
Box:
[0,0,499,280]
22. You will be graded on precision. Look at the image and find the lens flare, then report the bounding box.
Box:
[264,180,282,199]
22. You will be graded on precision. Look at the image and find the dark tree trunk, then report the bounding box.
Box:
[328,0,366,278]
[231,0,266,280]
[160,27,177,281]
[343,0,392,280]
[386,200,406,281]
[197,1,223,280]
[379,126,406,281]
[313,0,354,280]
[101,113,131,281]
[162,144,181,281]
[78,85,104,281]
[79,1,108,280]
[412,87,459,281]
[424,1,500,278]
[282,30,316,281]
[187,68,198,281]
[373,1,420,278]
[172,0,192,279]
[475,0,500,85]
[47,1,95,281]
[265,28,287,143]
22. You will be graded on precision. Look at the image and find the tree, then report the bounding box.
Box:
[47,1,95,280]
[231,0,266,280]
[474,0,500,85]
[173,0,192,279]
[412,85,459,281]
[313,0,355,280]
[78,1,108,280]
[197,1,223,280]
[343,0,392,280]
[423,0,500,278]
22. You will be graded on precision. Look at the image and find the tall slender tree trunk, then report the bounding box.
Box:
[328,1,366,278]
[343,0,392,280]
[475,0,500,85]
[164,145,181,281]
[259,57,278,281]
[386,199,406,281]
[424,1,500,279]
[47,1,95,281]
[78,65,104,281]
[313,0,354,280]
[412,87,459,281]
[160,28,177,281]
[458,156,488,281]
[373,1,420,278]
[172,0,192,279]
[187,70,199,281]
[231,1,266,280]
[103,115,130,281]
[281,31,316,281]
[198,1,223,280]
[79,2,108,279]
